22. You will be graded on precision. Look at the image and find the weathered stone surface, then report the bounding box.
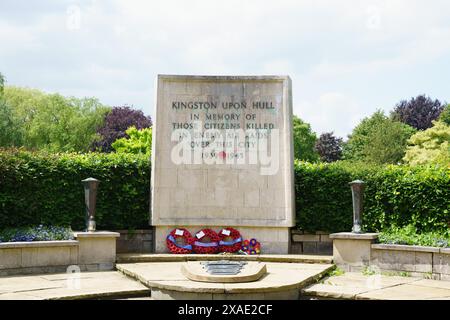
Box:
[0,241,80,275]
[0,271,150,300]
[303,272,450,300]
[181,261,267,283]
[151,75,295,253]
[302,242,318,254]
[75,232,119,268]
[292,234,320,242]
[333,238,374,270]
[372,248,433,274]
[116,261,333,299]
[371,244,440,253]
[330,232,379,240]
[116,253,333,264]
[357,284,450,300]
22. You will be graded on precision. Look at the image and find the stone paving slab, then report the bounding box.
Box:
[0,271,150,300]
[302,272,450,300]
[357,284,450,300]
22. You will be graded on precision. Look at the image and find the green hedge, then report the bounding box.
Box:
[0,149,150,230]
[295,161,450,233]
[0,150,448,233]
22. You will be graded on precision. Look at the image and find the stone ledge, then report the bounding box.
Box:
[371,243,440,253]
[73,231,120,238]
[440,248,450,254]
[116,253,333,264]
[158,74,291,82]
[0,240,78,249]
[330,232,379,240]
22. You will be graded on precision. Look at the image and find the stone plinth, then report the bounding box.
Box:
[155,225,291,254]
[151,75,295,254]
[330,232,379,271]
[73,231,120,271]
[181,261,267,283]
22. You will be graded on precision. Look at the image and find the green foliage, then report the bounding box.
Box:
[343,110,416,164]
[403,121,450,166]
[294,160,450,233]
[0,225,74,242]
[329,267,345,277]
[0,72,4,95]
[112,126,152,156]
[0,99,23,147]
[0,149,150,230]
[0,150,448,234]
[292,116,319,162]
[439,105,450,126]
[362,266,378,276]
[1,87,110,152]
[379,224,449,247]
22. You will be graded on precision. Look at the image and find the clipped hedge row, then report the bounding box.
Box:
[0,149,150,230]
[295,161,450,233]
[0,150,448,233]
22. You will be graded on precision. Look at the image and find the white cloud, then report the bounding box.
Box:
[1,0,449,135]
[297,92,367,138]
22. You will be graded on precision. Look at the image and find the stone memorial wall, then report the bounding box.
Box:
[151,75,295,253]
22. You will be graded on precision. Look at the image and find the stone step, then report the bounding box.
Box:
[116,253,333,264]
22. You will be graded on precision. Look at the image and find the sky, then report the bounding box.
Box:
[1,0,449,138]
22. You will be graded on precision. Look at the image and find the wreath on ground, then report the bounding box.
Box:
[193,228,220,254]
[166,228,195,254]
[241,238,261,255]
[218,227,242,253]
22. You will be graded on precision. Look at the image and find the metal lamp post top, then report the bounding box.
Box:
[82,177,100,184]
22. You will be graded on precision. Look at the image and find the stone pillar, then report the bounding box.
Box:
[330,232,379,272]
[74,231,120,271]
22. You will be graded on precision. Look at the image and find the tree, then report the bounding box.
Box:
[391,95,445,130]
[439,104,450,126]
[362,118,416,164]
[1,86,110,151]
[292,116,319,162]
[403,121,450,166]
[112,126,152,156]
[92,106,152,152]
[0,72,4,95]
[0,99,23,147]
[343,110,416,164]
[314,132,343,162]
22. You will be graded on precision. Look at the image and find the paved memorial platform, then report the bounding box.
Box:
[116,261,334,300]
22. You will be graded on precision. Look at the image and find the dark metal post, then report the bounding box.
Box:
[82,178,100,232]
[349,180,365,233]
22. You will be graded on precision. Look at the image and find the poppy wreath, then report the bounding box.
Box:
[166,228,195,254]
[193,228,220,254]
[241,238,261,255]
[218,227,242,253]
